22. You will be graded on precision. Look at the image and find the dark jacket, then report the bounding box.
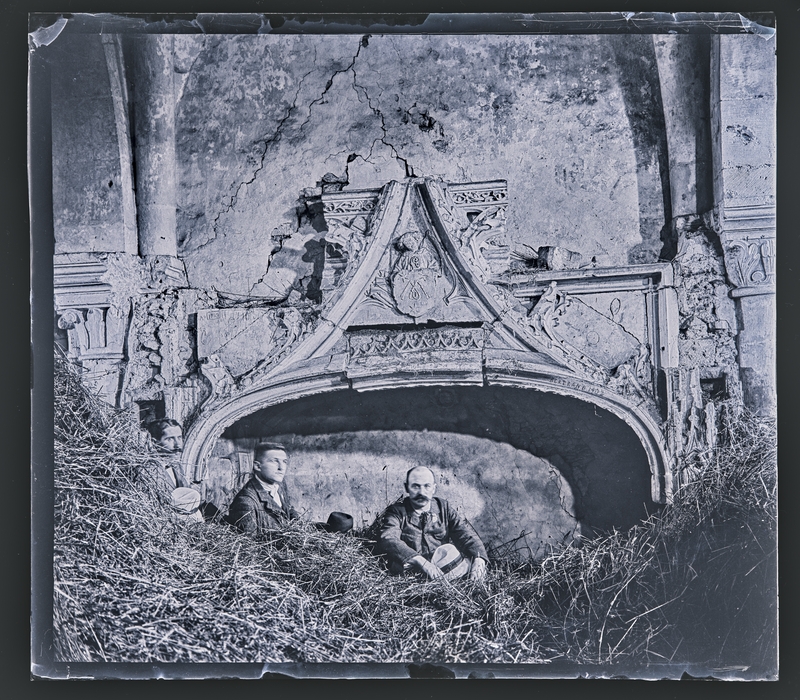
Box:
[226,477,299,536]
[377,496,488,574]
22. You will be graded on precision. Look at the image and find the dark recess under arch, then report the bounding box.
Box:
[225,384,655,535]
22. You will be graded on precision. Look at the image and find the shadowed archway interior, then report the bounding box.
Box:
[221,384,654,540]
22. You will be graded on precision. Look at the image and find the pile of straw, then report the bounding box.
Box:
[53,353,776,672]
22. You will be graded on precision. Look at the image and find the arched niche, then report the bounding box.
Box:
[192,379,660,556]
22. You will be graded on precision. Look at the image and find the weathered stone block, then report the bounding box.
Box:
[531,291,640,370]
[718,35,776,102]
[196,308,281,378]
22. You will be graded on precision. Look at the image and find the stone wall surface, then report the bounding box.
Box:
[51,35,127,253]
[172,34,669,298]
[46,27,777,548]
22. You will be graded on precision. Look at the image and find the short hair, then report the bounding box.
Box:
[405,466,435,486]
[147,418,181,441]
[254,441,287,461]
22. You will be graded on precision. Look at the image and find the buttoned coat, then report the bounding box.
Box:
[377,496,488,574]
[226,477,299,536]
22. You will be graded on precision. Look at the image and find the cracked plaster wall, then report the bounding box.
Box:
[51,34,127,253]
[174,34,669,299]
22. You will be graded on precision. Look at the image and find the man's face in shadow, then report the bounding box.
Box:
[156,425,183,454]
[406,467,437,509]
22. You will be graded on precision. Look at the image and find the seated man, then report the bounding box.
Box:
[146,418,218,522]
[226,442,300,536]
[147,418,190,489]
[377,466,488,581]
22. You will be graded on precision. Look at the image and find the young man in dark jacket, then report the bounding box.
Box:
[377,466,488,581]
[226,442,299,535]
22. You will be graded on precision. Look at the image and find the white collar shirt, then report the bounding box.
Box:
[254,475,282,507]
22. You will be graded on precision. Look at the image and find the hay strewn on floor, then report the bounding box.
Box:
[52,352,777,672]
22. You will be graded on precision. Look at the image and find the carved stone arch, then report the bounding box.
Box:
[185,177,681,515]
[182,355,671,506]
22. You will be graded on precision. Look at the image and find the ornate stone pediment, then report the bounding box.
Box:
[191,178,677,414]
[185,177,681,504]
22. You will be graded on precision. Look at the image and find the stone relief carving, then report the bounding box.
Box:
[240,307,311,386]
[389,230,448,319]
[527,281,639,384]
[459,206,509,278]
[724,237,775,293]
[57,309,89,359]
[425,179,514,314]
[320,191,381,297]
[445,181,510,281]
[322,195,380,216]
[607,343,653,403]
[348,326,484,359]
[57,305,128,403]
[524,281,662,416]
[664,367,724,489]
[199,353,236,407]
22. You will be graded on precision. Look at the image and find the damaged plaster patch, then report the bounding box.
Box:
[673,226,738,370]
[726,124,755,144]
[207,67,317,242]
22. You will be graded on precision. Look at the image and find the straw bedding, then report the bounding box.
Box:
[52,353,777,670]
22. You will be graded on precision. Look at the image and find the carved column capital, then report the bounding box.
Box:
[702,204,775,298]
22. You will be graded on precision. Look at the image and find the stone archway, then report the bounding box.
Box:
[181,177,683,546]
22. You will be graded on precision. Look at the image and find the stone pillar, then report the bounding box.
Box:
[707,34,776,415]
[131,35,178,258]
[653,35,713,222]
[100,34,138,255]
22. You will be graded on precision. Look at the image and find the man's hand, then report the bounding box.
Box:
[469,557,487,581]
[410,555,444,579]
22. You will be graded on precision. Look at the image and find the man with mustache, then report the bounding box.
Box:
[377,466,488,581]
[146,418,205,522]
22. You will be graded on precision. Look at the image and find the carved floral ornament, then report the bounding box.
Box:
[348,327,484,359]
[321,195,379,216]
[57,306,126,359]
[724,237,775,296]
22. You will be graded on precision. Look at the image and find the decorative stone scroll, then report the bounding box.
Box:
[199,354,236,408]
[527,281,641,382]
[446,181,510,280]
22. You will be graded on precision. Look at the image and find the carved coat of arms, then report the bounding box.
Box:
[390,230,445,319]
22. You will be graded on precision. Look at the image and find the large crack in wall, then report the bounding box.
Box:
[171,34,656,298]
